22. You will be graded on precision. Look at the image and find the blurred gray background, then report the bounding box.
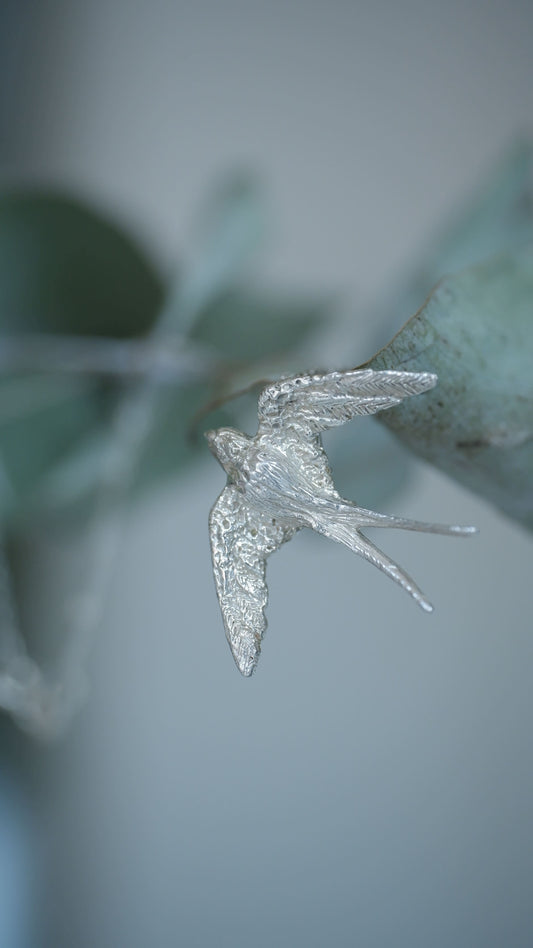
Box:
[2,1,533,946]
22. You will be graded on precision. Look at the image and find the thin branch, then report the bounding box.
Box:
[0,332,218,383]
[37,305,213,736]
[0,309,224,736]
[0,531,58,738]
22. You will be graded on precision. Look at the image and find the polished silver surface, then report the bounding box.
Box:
[207,369,476,675]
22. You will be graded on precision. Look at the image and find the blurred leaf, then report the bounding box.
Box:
[368,247,533,530]
[162,171,267,332]
[360,142,533,512]
[382,141,533,341]
[123,281,331,495]
[418,141,533,281]
[0,190,165,524]
[0,375,105,523]
[190,288,329,362]
[0,190,164,336]
[33,376,239,515]
[37,287,330,512]
[0,185,332,522]
[131,384,230,493]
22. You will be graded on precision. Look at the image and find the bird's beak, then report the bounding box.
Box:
[205,430,217,454]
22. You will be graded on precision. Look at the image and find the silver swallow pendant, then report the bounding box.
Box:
[206,369,476,676]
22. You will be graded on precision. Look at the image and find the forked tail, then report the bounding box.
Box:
[310,504,477,612]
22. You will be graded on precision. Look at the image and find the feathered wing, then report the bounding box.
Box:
[209,486,297,676]
[257,369,437,440]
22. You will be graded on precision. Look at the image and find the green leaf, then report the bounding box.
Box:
[190,288,329,362]
[132,282,329,494]
[383,142,533,339]
[133,384,209,490]
[0,374,106,523]
[0,190,164,336]
[367,247,533,530]
[360,142,533,513]
[58,285,330,509]
[0,191,165,524]
[418,141,533,281]
[161,171,267,333]
[32,385,212,514]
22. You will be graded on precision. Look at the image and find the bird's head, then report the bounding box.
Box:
[205,427,251,480]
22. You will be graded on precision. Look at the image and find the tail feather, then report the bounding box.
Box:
[351,506,478,536]
[310,509,437,611]
[309,500,476,611]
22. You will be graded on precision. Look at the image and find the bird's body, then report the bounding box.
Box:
[207,369,476,676]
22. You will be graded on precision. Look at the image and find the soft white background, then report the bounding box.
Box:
[3,2,533,946]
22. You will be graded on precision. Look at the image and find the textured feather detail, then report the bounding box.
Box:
[209,486,297,675]
[258,369,437,438]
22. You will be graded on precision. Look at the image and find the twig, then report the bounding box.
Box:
[0,531,59,738]
[0,332,218,382]
[43,306,210,736]
[0,328,220,736]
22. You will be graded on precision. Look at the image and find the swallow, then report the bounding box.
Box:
[207,369,476,675]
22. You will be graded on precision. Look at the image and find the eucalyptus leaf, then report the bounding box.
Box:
[367,247,533,530]
[131,383,238,495]
[0,186,331,522]
[132,384,207,489]
[102,288,329,504]
[36,381,235,516]
[416,141,533,286]
[162,171,266,333]
[0,191,164,336]
[0,191,165,524]
[356,143,533,509]
[0,375,106,523]
[190,288,329,362]
[382,142,533,342]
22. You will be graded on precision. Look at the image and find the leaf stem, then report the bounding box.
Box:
[0,332,217,383]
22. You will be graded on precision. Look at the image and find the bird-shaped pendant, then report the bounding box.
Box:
[206,369,476,676]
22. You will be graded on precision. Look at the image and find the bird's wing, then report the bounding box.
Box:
[209,485,297,676]
[257,369,437,440]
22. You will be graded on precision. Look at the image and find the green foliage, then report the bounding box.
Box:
[0,191,164,337]
[0,180,327,524]
[414,142,533,285]
[191,289,328,363]
[0,192,165,522]
[347,141,533,511]
[382,141,533,337]
[164,170,267,332]
[368,247,533,530]
[0,375,102,513]
[3,148,531,527]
